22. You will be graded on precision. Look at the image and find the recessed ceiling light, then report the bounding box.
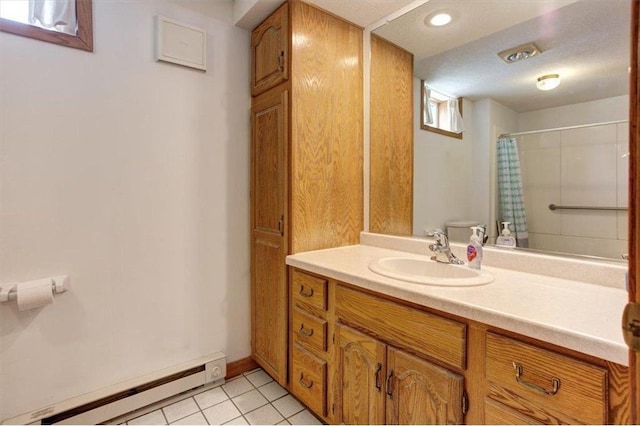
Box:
[430,13,452,26]
[536,74,561,91]
[498,43,541,64]
[424,10,456,28]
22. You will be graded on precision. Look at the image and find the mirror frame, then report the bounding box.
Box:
[0,0,93,52]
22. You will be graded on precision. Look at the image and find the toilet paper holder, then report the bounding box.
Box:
[0,275,69,303]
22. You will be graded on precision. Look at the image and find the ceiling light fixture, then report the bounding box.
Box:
[424,10,456,28]
[536,74,561,91]
[430,12,452,26]
[498,42,541,63]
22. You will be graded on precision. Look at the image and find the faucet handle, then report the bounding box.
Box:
[427,229,448,245]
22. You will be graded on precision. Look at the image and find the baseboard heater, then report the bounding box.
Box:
[3,353,226,425]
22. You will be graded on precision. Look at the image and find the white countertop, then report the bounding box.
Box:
[286,243,629,366]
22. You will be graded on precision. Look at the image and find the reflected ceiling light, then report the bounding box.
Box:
[536,74,561,91]
[498,42,541,63]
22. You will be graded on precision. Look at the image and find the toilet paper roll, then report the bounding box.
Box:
[17,279,54,311]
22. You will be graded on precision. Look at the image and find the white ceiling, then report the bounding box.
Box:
[240,0,631,113]
[305,0,631,113]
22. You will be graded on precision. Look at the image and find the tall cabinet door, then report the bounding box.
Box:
[251,87,288,384]
[251,3,288,96]
[337,324,386,425]
[386,347,464,425]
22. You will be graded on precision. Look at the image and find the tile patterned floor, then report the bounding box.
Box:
[124,369,323,425]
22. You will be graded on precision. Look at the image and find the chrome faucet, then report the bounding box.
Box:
[427,229,465,265]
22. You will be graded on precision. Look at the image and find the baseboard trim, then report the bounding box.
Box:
[226,357,259,379]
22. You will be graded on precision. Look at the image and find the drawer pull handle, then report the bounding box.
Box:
[299,286,314,298]
[374,363,383,392]
[299,324,314,337]
[513,362,560,396]
[299,373,314,389]
[386,369,394,399]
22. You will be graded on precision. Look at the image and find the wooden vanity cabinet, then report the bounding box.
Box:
[250,1,363,387]
[286,267,630,425]
[337,324,465,425]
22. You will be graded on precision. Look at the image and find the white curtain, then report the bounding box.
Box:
[422,82,433,126]
[29,0,76,35]
[447,98,464,133]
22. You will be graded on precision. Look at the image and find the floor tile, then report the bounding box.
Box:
[162,397,199,424]
[245,369,273,388]
[287,409,322,425]
[222,376,254,398]
[195,386,229,410]
[170,411,208,425]
[233,389,269,414]
[258,381,288,402]
[203,400,241,425]
[224,416,250,425]
[128,409,167,425]
[271,395,303,418]
[244,404,284,425]
[276,421,290,425]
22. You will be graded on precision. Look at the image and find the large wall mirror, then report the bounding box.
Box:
[371,0,630,261]
[0,0,93,51]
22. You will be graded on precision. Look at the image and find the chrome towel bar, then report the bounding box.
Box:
[548,204,628,212]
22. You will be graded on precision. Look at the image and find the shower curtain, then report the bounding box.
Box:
[496,136,529,247]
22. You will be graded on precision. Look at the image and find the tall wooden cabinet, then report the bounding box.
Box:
[250,0,363,386]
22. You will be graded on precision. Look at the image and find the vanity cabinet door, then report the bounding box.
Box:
[251,2,288,96]
[386,347,464,425]
[337,324,387,425]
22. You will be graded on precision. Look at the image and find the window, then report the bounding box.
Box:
[0,0,93,52]
[421,80,464,139]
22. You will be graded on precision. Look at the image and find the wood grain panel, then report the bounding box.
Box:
[292,307,328,352]
[251,3,289,96]
[486,332,607,424]
[335,285,466,370]
[608,361,632,424]
[386,347,464,425]
[369,34,413,236]
[290,0,363,254]
[291,269,328,312]
[292,343,327,416]
[336,324,386,425]
[483,398,539,424]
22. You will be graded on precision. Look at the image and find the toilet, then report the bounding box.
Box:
[446,220,480,243]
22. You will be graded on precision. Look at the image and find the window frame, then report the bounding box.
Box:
[420,79,463,140]
[0,0,93,52]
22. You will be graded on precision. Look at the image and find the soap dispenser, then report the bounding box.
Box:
[466,226,484,270]
[496,222,517,247]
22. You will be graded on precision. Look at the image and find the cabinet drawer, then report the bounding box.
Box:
[335,285,466,369]
[485,332,607,424]
[291,343,327,417]
[484,398,538,424]
[292,270,328,311]
[292,307,327,352]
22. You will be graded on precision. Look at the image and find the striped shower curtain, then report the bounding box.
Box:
[496,137,529,247]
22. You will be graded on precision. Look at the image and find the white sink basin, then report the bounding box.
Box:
[368,257,494,287]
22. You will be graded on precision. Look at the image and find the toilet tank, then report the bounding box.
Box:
[446,220,479,243]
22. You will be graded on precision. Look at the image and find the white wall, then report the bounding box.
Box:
[0,0,251,420]
[517,96,628,258]
[412,78,474,236]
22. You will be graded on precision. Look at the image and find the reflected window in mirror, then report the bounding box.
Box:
[421,80,463,139]
[0,0,93,52]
